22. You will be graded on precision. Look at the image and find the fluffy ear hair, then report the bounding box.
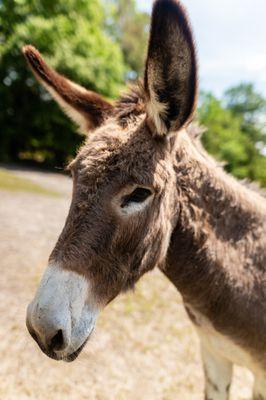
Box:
[22,45,113,133]
[144,0,198,137]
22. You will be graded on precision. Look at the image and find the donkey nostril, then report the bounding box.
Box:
[49,329,65,352]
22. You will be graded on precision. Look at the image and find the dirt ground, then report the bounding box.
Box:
[0,167,253,400]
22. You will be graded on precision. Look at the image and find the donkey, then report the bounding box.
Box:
[24,1,266,399]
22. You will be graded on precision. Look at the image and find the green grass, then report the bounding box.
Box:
[0,169,61,197]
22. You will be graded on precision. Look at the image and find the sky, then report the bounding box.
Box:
[137,0,266,97]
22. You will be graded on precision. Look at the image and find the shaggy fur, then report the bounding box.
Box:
[24,0,266,398]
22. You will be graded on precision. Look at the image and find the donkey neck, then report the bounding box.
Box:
[163,130,266,317]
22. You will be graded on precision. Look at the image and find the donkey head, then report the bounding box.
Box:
[25,0,197,362]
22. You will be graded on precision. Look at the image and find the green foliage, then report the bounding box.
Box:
[0,0,125,166]
[225,83,266,123]
[199,84,266,186]
[106,0,149,78]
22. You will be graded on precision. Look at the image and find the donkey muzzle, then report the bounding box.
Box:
[26,264,99,361]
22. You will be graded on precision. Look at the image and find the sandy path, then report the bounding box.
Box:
[0,168,253,399]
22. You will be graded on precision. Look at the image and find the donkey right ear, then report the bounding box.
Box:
[23,46,113,133]
[144,0,198,137]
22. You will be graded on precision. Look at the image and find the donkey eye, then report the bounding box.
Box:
[121,188,152,208]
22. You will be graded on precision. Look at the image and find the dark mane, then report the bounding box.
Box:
[115,83,203,140]
[114,83,145,127]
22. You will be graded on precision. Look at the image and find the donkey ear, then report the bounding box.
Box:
[144,0,198,137]
[22,46,113,133]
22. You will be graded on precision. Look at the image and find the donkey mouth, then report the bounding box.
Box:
[63,336,89,362]
[28,327,92,362]
[41,336,90,362]
[48,333,92,362]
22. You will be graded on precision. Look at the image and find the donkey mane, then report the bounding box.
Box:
[115,83,203,137]
[114,83,146,127]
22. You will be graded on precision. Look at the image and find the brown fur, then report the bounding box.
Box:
[164,134,266,367]
[50,106,266,366]
[23,45,113,130]
[24,0,266,396]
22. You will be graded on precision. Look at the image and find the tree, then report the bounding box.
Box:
[0,0,126,166]
[106,0,150,79]
[199,86,266,186]
[225,83,266,124]
[225,84,266,184]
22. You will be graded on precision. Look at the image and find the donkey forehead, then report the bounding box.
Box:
[72,117,170,186]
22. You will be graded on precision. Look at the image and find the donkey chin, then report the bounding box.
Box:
[26,264,99,362]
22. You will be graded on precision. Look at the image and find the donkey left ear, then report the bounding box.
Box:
[144,0,198,137]
[23,45,113,133]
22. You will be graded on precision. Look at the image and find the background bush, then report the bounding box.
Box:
[199,83,266,185]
